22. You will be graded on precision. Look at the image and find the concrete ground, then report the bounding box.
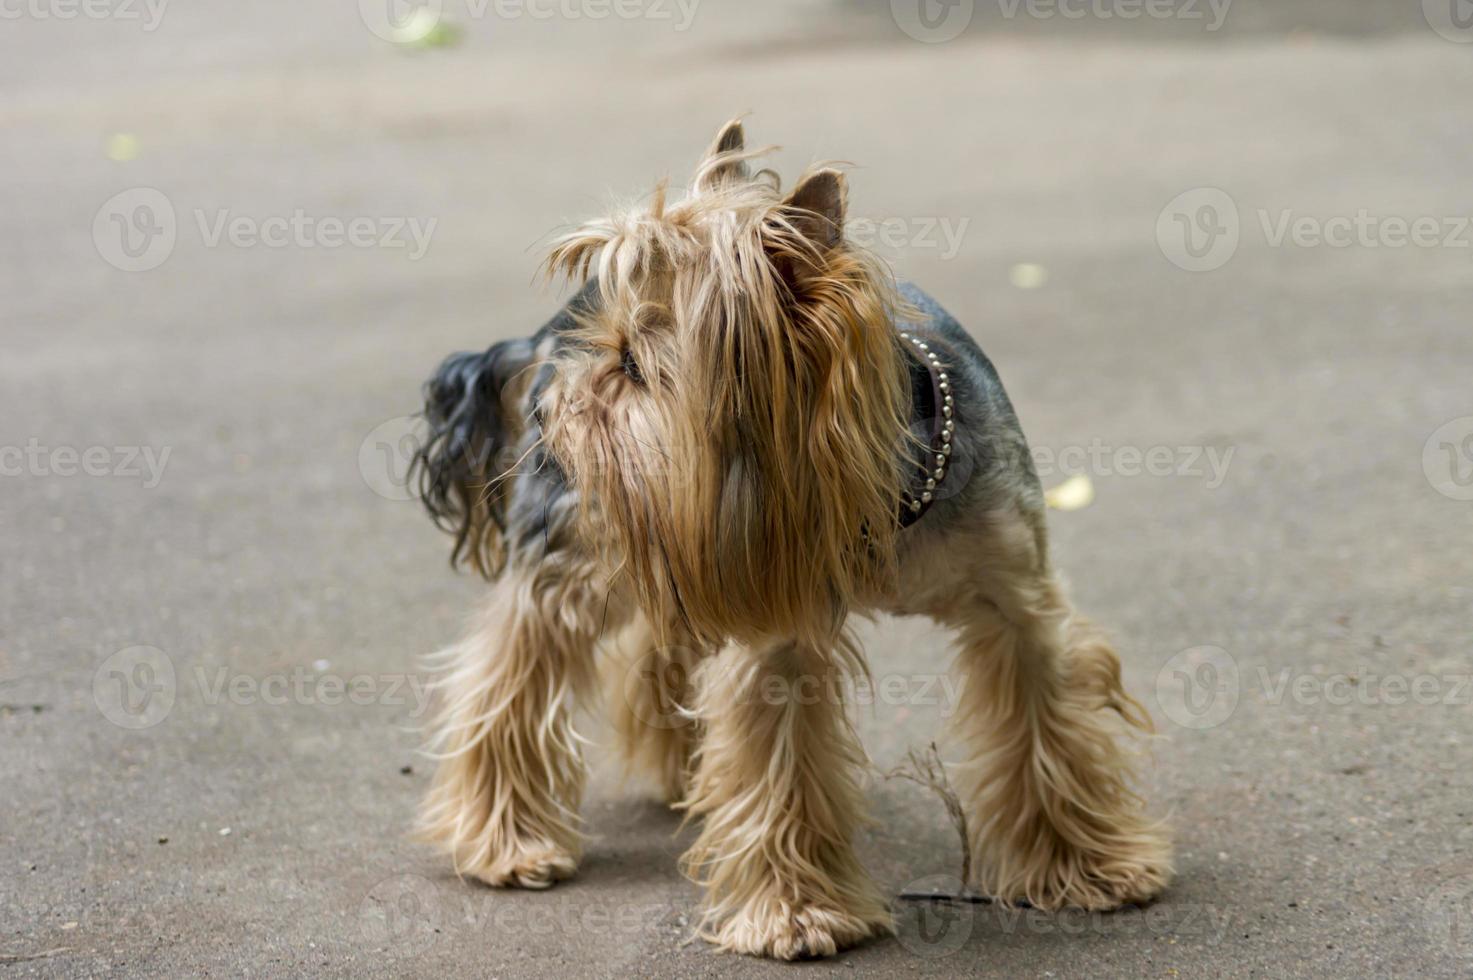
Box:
[4,1,1472,976]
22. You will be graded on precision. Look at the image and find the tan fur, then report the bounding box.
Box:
[678,638,893,958]
[417,552,621,887]
[418,119,1171,961]
[601,616,699,802]
[540,145,910,652]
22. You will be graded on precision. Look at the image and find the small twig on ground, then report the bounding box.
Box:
[883,741,975,896]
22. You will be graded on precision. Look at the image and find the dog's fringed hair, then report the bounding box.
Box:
[541,133,911,650]
[410,118,1172,961]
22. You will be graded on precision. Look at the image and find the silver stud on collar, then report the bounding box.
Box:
[899,332,956,521]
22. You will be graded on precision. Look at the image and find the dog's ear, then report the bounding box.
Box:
[412,339,532,579]
[694,117,749,192]
[782,168,845,251]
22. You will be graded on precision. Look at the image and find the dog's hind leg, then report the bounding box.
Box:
[947,512,1172,911]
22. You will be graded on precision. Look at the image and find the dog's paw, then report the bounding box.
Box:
[991,836,1173,912]
[463,842,577,890]
[707,900,893,960]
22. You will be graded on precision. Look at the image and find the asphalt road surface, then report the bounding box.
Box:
[4,1,1472,976]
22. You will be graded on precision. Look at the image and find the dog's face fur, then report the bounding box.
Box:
[538,121,912,648]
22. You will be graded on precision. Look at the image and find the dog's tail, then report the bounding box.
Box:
[412,337,536,579]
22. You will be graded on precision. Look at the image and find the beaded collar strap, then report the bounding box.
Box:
[897,330,955,528]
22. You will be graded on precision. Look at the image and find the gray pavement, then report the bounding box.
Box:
[4,1,1473,976]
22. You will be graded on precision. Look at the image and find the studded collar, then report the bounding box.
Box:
[897,330,955,528]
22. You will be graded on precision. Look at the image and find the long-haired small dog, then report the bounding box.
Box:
[411,119,1171,960]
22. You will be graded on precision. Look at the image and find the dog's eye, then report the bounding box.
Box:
[620,347,645,386]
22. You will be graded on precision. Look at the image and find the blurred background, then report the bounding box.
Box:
[4,1,1472,976]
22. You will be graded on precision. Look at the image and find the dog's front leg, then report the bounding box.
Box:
[679,638,892,959]
[418,550,618,888]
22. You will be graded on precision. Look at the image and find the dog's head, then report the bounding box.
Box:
[539,119,910,647]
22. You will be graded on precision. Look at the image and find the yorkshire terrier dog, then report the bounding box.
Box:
[411,119,1171,960]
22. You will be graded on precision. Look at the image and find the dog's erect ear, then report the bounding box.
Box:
[783,168,846,250]
[694,118,749,191]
